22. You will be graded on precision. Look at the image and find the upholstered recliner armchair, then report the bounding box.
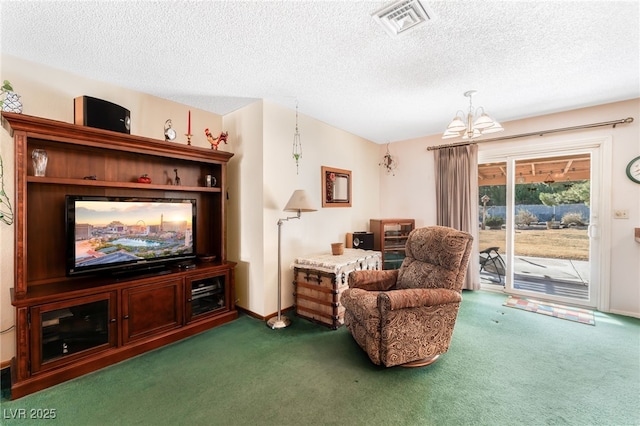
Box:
[341,226,473,367]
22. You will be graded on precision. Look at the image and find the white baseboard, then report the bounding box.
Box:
[607,309,640,319]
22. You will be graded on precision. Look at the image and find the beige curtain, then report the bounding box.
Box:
[434,144,480,290]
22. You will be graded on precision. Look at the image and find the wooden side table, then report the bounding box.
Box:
[292,249,382,329]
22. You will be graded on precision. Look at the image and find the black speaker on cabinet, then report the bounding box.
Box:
[345,232,374,250]
[74,96,131,134]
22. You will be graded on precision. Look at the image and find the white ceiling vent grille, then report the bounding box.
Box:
[372,0,433,37]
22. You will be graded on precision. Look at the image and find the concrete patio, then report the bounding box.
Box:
[480,255,590,300]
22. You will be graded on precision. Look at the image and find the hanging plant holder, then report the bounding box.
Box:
[292,101,302,174]
[543,171,555,185]
[563,169,574,188]
[379,144,398,175]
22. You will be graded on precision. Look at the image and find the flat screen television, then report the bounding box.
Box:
[65,195,196,276]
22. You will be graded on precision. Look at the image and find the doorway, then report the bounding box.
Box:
[478,137,611,309]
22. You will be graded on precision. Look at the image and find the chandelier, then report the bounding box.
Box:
[442,90,504,140]
[292,101,302,174]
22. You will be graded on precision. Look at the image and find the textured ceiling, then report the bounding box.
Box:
[1,1,638,144]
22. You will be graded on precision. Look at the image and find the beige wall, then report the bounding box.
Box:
[223,101,265,315]
[381,98,640,317]
[225,100,380,316]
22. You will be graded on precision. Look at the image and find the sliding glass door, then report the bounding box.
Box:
[510,153,592,303]
[478,138,609,309]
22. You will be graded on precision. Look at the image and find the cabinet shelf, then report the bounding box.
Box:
[27,176,222,192]
[2,112,233,165]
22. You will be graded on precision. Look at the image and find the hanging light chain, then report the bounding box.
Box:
[292,101,302,174]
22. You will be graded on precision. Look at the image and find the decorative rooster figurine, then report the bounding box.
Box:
[205,129,229,150]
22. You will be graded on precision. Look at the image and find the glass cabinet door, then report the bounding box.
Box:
[383,222,414,269]
[31,292,117,373]
[186,273,227,321]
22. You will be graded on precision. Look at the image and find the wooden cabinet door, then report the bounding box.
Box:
[122,278,184,344]
[30,292,117,374]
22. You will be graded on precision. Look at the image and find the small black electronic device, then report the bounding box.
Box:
[74,96,131,134]
[346,232,374,250]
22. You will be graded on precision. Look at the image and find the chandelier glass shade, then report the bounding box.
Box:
[442,90,504,140]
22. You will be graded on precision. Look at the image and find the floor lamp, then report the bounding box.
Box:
[267,189,316,329]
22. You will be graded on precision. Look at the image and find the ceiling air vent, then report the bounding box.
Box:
[372,0,433,37]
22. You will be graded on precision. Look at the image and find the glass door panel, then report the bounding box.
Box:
[186,273,228,322]
[32,292,117,373]
[479,162,507,288]
[511,154,591,301]
[479,149,598,307]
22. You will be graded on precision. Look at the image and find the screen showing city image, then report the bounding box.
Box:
[66,196,196,276]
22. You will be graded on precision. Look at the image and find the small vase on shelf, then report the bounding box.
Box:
[32,149,48,177]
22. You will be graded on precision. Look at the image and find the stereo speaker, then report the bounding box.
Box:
[345,232,374,250]
[74,96,131,134]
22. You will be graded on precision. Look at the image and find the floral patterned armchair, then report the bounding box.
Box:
[341,226,473,367]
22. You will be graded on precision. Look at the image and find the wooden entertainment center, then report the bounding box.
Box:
[2,112,237,399]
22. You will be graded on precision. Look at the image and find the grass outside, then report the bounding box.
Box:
[479,228,589,261]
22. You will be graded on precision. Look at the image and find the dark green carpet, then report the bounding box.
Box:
[1,291,639,425]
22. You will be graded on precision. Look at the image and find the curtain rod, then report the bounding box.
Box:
[426,117,634,151]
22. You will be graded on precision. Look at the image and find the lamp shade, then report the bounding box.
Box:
[442,129,461,139]
[283,189,317,212]
[473,113,495,129]
[481,120,504,134]
[446,116,466,132]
